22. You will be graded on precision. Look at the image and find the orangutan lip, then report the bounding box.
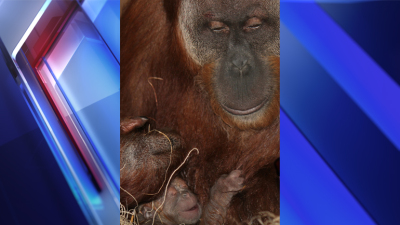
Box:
[186,205,199,212]
[222,97,268,116]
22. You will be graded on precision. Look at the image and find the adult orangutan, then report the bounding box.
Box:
[121,0,280,223]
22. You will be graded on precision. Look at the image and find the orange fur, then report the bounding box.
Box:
[121,0,280,221]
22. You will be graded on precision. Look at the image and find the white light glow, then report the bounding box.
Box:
[11,0,51,59]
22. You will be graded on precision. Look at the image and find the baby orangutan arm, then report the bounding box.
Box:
[201,170,244,225]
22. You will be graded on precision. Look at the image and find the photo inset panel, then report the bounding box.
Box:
[120,0,280,224]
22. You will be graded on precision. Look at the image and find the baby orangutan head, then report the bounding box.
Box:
[139,177,202,225]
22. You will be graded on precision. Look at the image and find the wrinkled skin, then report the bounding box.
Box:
[139,170,244,225]
[179,0,280,129]
[200,170,244,225]
[140,177,202,225]
[120,117,185,206]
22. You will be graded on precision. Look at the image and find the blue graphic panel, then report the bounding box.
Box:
[75,91,120,186]
[0,42,87,225]
[319,2,400,85]
[281,110,375,225]
[44,8,120,189]
[281,1,400,224]
[81,0,120,62]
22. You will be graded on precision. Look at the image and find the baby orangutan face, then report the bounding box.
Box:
[140,177,202,225]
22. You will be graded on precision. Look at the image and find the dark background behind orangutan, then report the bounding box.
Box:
[121,0,280,223]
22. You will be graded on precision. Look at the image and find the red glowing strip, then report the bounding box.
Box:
[21,1,102,190]
[22,1,77,68]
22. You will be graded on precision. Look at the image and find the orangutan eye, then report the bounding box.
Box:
[244,17,262,31]
[248,24,261,29]
[209,21,229,33]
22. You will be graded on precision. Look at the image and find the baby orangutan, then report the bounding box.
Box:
[138,176,201,225]
[120,117,185,205]
[138,170,244,225]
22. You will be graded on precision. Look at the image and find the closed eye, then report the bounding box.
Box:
[248,24,261,29]
[244,17,262,32]
[209,21,229,33]
[212,27,226,31]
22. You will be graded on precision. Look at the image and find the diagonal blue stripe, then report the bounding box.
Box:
[281,8,400,224]
[281,109,376,225]
[318,2,400,87]
[281,2,400,151]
